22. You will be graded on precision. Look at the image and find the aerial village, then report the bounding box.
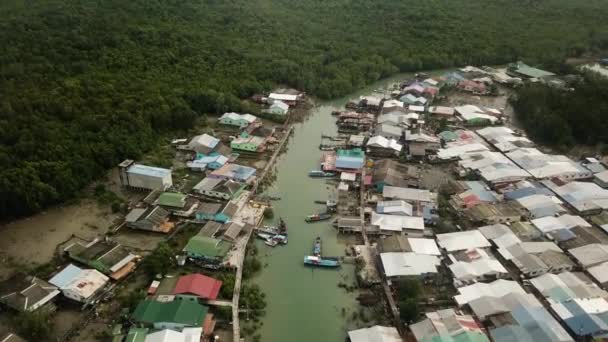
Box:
[4,62,608,342]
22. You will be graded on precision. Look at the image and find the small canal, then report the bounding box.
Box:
[254,74,412,342]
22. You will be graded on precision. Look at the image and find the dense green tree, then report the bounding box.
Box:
[511,72,608,150]
[12,309,55,341]
[1,0,608,218]
[141,242,175,277]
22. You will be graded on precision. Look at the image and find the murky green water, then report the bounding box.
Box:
[254,74,414,342]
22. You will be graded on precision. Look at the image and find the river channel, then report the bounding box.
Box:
[254,74,413,342]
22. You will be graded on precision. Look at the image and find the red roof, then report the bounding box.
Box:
[172,273,222,300]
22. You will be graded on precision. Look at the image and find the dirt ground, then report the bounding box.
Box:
[0,200,120,280]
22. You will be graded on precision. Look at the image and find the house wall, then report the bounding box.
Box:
[232,143,259,152]
[220,118,247,128]
[127,172,172,190]
[153,322,187,331]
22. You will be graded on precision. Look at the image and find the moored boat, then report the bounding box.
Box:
[303,255,341,268]
[308,170,335,178]
[265,239,278,247]
[312,236,322,256]
[305,212,332,223]
[272,234,288,245]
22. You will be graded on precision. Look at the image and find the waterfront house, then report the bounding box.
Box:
[371,212,425,236]
[268,93,299,105]
[193,178,245,200]
[209,163,256,183]
[366,135,402,157]
[268,100,289,115]
[383,186,434,203]
[188,154,228,171]
[132,297,208,330]
[0,274,59,312]
[404,129,440,157]
[230,135,265,152]
[64,238,139,280]
[156,192,199,217]
[380,252,440,279]
[183,236,231,262]
[182,134,232,156]
[375,123,403,140]
[219,112,258,129]
[335,148,365,170]
[125,206,174,233]
[371,159,419,191]
[48,264,109,303]
[172,273,222,300]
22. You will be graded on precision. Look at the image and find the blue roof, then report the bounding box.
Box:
[491,325,535,342]
[127,164,171,178]
[564,314,608,336]
[504,183,553,200]
[336,156,364,170]
[549,228,577,242]
[49,264,83,288]
[197,155,228,165]
[465,181,498,202]
[511,305,571,342]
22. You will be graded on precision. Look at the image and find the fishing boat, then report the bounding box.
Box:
[303,255,341,268]
[312,237,322,256]
[257,225,279,235]
[308,170,336,178]
[256,232,274,240]
[264,239,278,247]
[272,234,288,245]
[305,213,332,223]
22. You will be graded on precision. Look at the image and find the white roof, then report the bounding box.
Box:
[371,212,424,231]
[596,170,608,183]
[347,325,401,342]
[269,93,298,101]
[429,106,455,116]
[383,186,432,202]
[145,328,203,342]
[380,252,440,277]
[543,180,608,212]
[270,100,289,110]
[409,105,425,112]
[569,244,608,268]
[408,238,441,255]
[423,78,439,86]
[377,200,413,216]
[62,269,108,299]
[531,214,590,233]
[341,172,357,181]
[437,143,489,160]
[455,279,526,305]
[360,96,381,107]
[436,230,491,252]
[588,262,608,284]
[190,133,219,149]
[220,112,258,123]
[367,136,402,152]
[383,99,404,108]
[507,148,589,179]
[450,259,508,281]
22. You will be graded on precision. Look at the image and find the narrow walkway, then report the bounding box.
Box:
[232,125,294,342]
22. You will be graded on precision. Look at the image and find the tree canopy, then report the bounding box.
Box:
[511,72,608,150]
[2,0,608,219]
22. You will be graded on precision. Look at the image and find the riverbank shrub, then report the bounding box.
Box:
[2,0,608,219]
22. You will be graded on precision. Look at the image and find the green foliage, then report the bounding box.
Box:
[398,298,420,324]
[240,283,267,316]
[12,309,55,340]
[512,72,608,150]
[217,272,236,299]
[242,255,262,279]
[141,242,175,277]
[119,289,146,312]
[394,278,422,299]
[1,0,608,219]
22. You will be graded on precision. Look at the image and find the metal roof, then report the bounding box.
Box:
[127,164,171,178]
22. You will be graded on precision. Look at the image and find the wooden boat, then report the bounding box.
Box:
[264,239,278,247]
[303,255,341,268]
[305,213,332,223]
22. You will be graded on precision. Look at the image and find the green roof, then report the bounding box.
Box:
[337,148,364,158]
[125,327,148,342]
[132,298,208,326]
[183,235,231,258]
[439,131,458,142]
[510,62,555,78]
[157,192,187,208]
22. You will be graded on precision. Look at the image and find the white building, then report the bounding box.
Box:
[347,325,401,342]
[125,164,173,190]
[380,252,440,278]
[49,264,109,303]
[436,230,491,253]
